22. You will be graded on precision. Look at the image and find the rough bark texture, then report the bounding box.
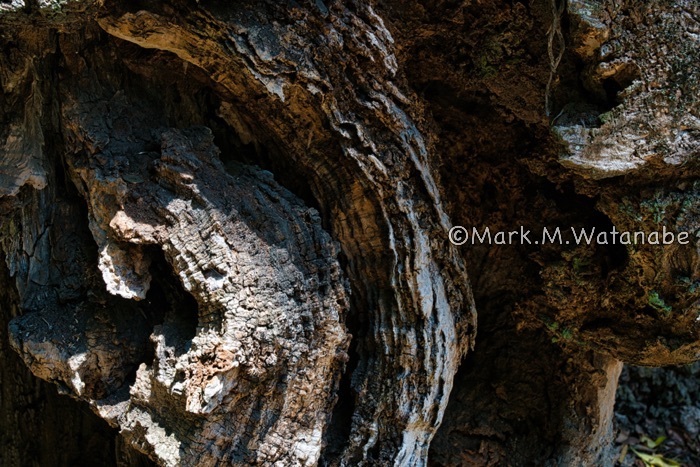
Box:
[0,0,699,466]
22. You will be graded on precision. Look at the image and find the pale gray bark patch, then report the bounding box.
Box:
[556,0,700,179]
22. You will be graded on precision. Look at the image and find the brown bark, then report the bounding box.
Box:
[0,0,699,466]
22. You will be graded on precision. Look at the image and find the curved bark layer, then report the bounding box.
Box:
[1,0,700,466]
[0,0,475,465]
[95,3,477,463]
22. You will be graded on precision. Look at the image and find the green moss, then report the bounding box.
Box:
[641,192,673,224]
[547,321,575,343]
[598,111,613,125]
[648,290,672,313]
[475,38,504,78]
[619,200,643,223]
[572,256,593,275]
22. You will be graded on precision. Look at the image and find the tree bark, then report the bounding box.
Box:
[0,0,699,466]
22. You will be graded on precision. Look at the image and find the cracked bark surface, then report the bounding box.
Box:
[0,0,699,466]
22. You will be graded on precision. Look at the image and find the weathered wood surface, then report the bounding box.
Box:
[0,0,699,465]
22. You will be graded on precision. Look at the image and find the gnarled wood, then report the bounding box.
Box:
[1,0,700,466]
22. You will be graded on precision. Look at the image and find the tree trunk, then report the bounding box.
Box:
[0,0,698,465]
